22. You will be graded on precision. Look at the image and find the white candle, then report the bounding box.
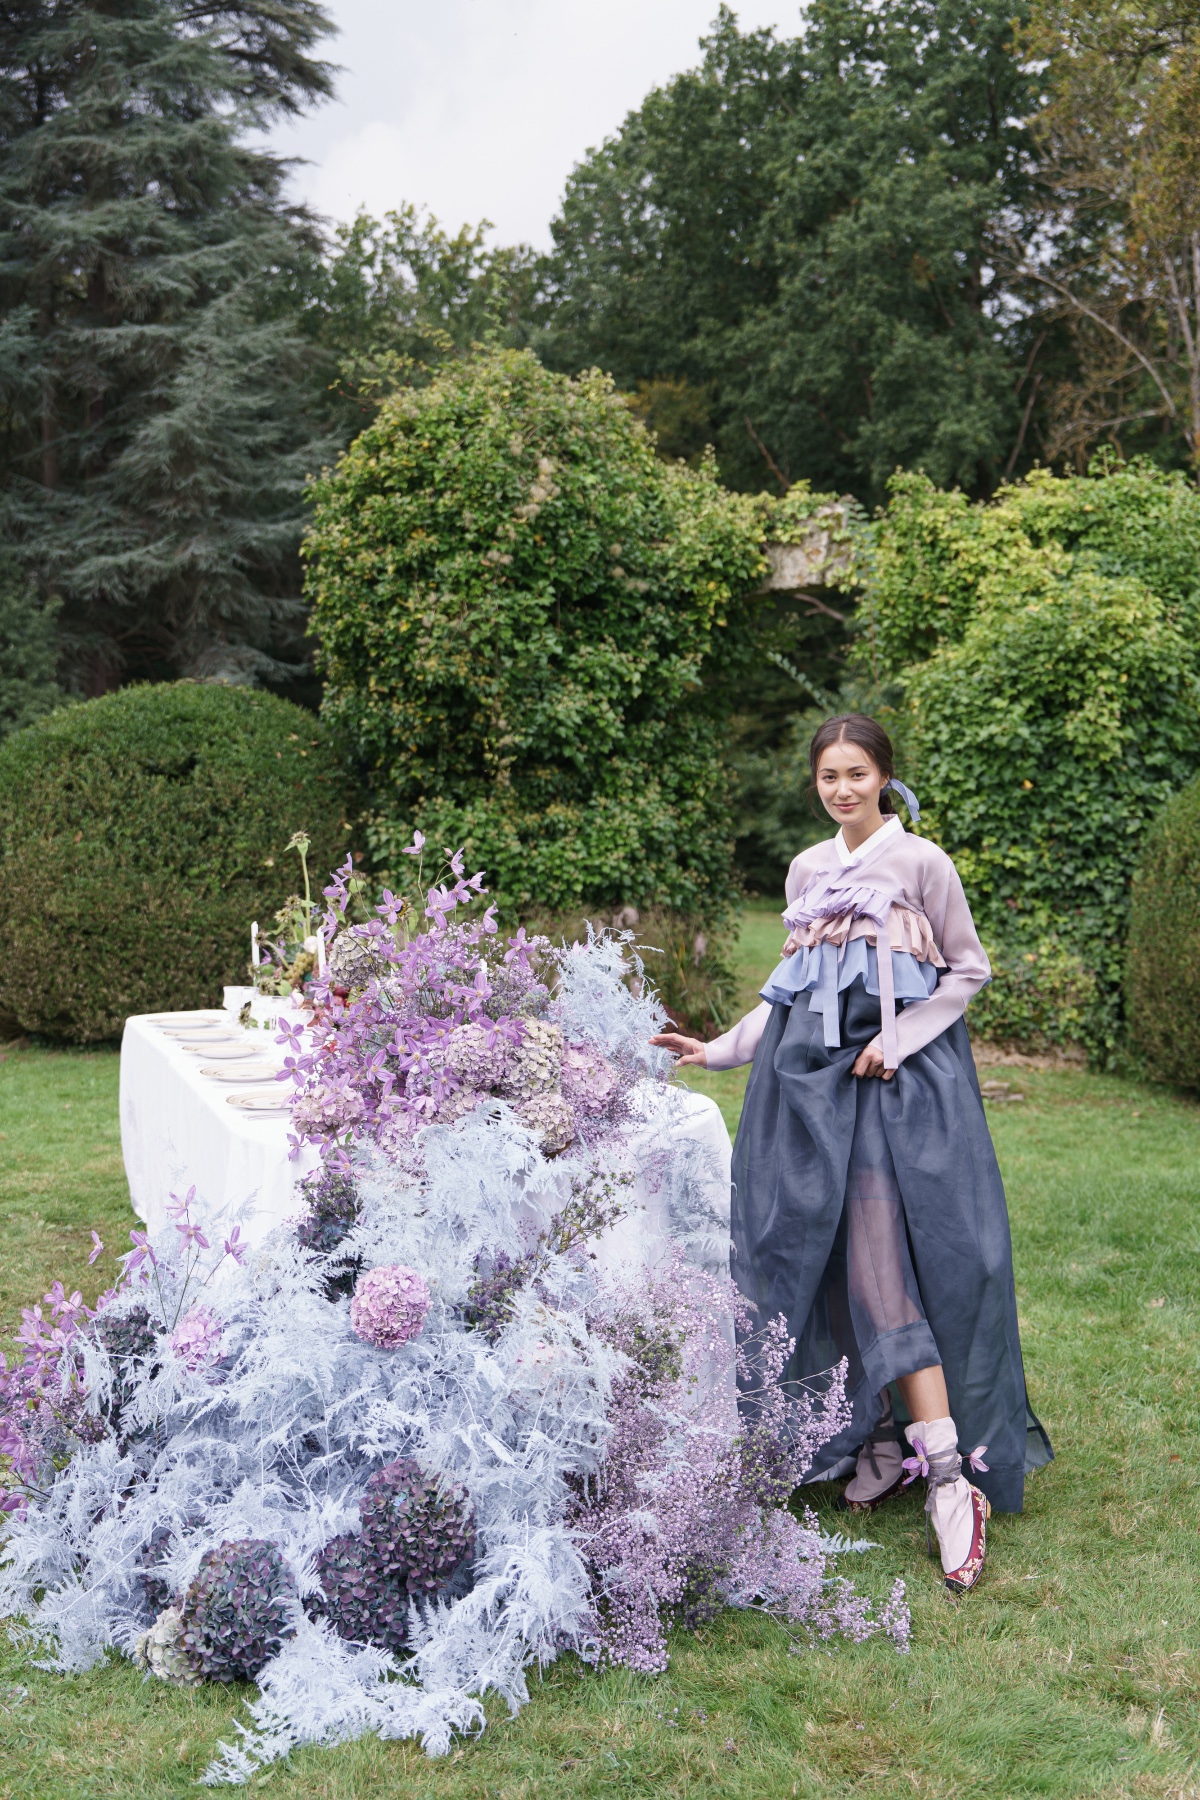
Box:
[317,932,326,975]
[251,921,260,967]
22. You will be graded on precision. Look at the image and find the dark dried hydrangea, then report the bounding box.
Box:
[312,1531,410,1652]
[295,1167,360,1298]
[136,1525,177,1616]
[87,1304,158,1438]
[461,1250,534,1343]
[178,1538,296,1682]
[312,1459,474,1652]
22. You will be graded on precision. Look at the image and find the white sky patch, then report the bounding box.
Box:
[270,0,801,248]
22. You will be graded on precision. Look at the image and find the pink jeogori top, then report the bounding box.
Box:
[703,815,991,1072]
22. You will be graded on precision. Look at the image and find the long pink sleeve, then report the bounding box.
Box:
[887,853,990,1062]
[703,1001,771,1071]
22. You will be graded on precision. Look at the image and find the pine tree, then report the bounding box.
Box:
[0,1,336,691]
[0,549,61,736]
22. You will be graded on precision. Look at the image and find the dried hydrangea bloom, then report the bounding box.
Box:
[132,1605,202,1686]
[444,1021,510,1090]
[350,1264,431,1350]
[499,1019,564,1100]
[517,1089,576,1155]
[327,928,390,994]
[434,1085,484,1126]
[170,1305,222,1372]
[560,1043,617,1115]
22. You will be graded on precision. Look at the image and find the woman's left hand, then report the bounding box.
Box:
[852,1041,896,1081]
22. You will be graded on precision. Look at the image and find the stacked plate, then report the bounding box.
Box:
[199,1064,283,1084]
[180,1040,263,1059]
[148,1011,227,1027]
[226,1094,291,1114]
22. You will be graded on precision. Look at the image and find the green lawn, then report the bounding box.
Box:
[2,913,1199,1798]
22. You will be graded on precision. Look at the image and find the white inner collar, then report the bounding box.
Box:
[835,812,902,869]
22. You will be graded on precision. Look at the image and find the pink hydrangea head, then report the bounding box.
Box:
[517,1090,576,1155]
[350,1264,431,1350]
[171,1305,223,1372]
[560,1043,617,1115]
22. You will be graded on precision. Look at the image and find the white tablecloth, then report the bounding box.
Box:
[119,1012,319,1246]
[120,1015,733,1268]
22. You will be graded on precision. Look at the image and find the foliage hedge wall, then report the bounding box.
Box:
[1127,772,1200,1088]
[868,460,1200,1053]
[304,348,767,926]
[0,684,355,1042]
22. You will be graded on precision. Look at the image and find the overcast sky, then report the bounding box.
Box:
[270,1,803,249]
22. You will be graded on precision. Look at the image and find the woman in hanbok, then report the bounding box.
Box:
[652,715,1051,1593]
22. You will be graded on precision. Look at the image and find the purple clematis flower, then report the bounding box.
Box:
[901,1438,929,1484]
[127,1229,157,1272]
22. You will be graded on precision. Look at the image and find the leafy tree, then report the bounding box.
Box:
[304,348,767,923]
[540,1,1042,504]
[0,0,337,692]
[285,206,538,437]
[1007,0,1200,471]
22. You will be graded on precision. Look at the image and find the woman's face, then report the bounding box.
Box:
[815,740,888,829]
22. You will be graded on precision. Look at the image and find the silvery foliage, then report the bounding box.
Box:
[0,935,732,1782]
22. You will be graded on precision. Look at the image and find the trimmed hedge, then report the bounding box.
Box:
[0,684,356,1042]
[1127,774,1200,1088]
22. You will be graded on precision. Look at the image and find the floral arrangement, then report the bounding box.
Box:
[0,856,908,1783]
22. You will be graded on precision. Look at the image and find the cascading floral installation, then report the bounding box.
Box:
[0,851,908,1783]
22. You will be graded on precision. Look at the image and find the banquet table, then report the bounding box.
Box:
[119,1009,319,1246]
[120,1010,732,1263]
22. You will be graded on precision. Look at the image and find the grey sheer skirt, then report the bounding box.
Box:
[730,977,1052,1513]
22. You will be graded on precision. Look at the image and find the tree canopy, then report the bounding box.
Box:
[0,0,337,692]
[539,1,1041,503]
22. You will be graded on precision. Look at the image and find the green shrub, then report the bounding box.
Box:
[304,347,766,927]
[968,936,1098,1056]
[0,683,356,1042]
[869,462,1200,1053]
[1127,774,1200,1088]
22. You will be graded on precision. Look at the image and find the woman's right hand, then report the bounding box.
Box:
[649,1031,708,1067]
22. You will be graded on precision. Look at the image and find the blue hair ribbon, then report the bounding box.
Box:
[886,778,921,823]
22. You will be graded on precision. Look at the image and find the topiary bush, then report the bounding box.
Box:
[304,347,766,928]
[0,682,357,1041]
[1127,773,1200,1088]
[178,1538,296,1683]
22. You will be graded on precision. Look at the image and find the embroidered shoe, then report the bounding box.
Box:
[941,1483,990,1595]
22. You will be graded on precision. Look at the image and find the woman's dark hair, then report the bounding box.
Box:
[808,714,897,814]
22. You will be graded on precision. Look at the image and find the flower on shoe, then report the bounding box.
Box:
[967,1445,989,1474]
[901,1438,929,1484]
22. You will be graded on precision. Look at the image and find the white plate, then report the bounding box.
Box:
[182,1043,263,1060]
[148,1012,227,1026]
[200,1065,285,1084]
[154,1029,232,1044]
[227,1094,292,1113]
